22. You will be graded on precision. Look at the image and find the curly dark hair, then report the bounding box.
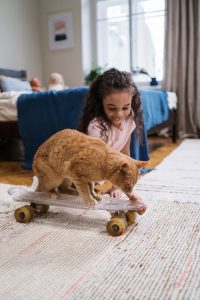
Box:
[78,68,143,140]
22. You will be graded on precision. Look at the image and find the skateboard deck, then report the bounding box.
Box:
[8,186,144,212]
[8,186,145,236]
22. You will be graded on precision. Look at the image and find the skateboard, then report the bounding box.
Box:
[8,186,145,237]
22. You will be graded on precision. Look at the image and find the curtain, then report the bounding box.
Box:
[163,0,200,138]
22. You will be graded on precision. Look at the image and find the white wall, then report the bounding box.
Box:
[39,0,84,87]
[0,0,43,81]
[0,0,84,87]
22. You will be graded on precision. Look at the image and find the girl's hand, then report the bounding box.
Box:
[128,191,147,215]
[109,189,122,199]
[129,191,142,202]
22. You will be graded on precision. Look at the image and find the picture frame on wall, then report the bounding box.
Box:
[48,11,74,50]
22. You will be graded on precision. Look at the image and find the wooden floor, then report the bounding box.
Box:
[0,136,181,186]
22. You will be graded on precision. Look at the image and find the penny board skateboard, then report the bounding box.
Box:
[8,186,145,236]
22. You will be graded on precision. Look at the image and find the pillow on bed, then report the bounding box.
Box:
[0,76,32,92]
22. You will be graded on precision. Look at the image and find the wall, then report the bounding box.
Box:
[39,0,84,87]
[0,0,84,87]
[0,0,43,81]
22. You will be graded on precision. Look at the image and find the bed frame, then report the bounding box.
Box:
[0,68,27,140]
[148,109,177,143]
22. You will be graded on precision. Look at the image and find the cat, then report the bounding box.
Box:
[33,129,147,205]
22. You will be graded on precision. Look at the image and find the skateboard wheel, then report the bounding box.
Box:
[127,210,137,225]
[106,217,128,237]
[14,205,34,223]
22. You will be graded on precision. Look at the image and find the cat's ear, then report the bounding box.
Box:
[119,162,129,174]
[134,160,148,169]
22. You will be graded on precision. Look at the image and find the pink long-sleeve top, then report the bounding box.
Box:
[87,115,136,151]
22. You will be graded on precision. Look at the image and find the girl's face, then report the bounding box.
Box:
[103,91,132,128]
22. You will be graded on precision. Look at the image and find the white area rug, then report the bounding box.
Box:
[136,139,200,203]
[0,139,199,300]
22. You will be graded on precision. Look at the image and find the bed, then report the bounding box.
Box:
[0,68,177,169]
[140,89,177,143]
[0,68,28,139]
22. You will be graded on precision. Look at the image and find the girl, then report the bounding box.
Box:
[78,68,146,212]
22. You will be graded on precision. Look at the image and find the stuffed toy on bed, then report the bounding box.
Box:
[30,77,43,92]
[47,72,67,91]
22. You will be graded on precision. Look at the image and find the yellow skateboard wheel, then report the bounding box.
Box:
[14,205,34,223]
[127,210,137,225]
[106,216,128,236]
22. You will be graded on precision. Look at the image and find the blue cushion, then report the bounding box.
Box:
[0,77,32,92]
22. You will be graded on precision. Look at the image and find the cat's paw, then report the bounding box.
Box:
[93,194,102,201]
[84,197,97,205]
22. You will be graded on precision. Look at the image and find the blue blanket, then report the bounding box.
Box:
[140,89,169,130]
[17,88,168,169]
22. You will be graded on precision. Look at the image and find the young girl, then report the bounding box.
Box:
[78,68,146,212]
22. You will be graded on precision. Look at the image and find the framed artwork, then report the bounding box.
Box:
[48,11,74,50]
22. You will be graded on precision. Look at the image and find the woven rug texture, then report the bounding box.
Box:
[0,139,199,300]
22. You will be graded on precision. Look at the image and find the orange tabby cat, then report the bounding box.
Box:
[33,129,146,205]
